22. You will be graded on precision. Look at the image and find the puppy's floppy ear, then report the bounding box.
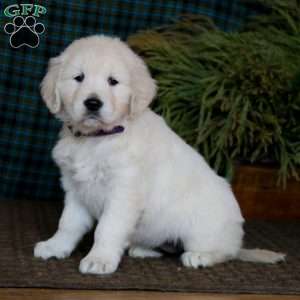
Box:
[129,54,157,117]
[40,55,64,114]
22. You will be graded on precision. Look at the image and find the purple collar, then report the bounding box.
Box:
[68,125,125,137]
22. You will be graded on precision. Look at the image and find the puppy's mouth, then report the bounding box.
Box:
[78,113,118,133]
[82,114,102,128]
[68,112,124,137]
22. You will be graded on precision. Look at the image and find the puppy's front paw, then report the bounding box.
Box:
[34,239,72,260]
[79,255,119,275]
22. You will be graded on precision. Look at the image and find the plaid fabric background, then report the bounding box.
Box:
[0,1,259,201]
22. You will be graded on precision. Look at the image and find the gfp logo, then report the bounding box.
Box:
[3,4,47,49]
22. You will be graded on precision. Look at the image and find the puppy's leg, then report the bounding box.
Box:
[180,236,234,268]
[79,185,140,275]
[180,222,243,268]
[128,246,162,258]
[34,193,93,260]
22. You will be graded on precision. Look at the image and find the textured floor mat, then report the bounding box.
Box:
[0,200,299,294]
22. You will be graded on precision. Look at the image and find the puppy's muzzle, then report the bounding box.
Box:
[84,97,103,112]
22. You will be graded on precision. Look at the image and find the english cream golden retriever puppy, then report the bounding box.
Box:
[34,36,285,274]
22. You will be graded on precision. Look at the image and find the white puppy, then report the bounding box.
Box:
[34,35,285,274]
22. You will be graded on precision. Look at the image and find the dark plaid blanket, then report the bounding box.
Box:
[0,1,258,200]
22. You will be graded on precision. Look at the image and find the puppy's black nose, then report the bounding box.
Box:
[84,98,103,112]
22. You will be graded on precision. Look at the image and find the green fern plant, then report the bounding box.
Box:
[128,1,300,185]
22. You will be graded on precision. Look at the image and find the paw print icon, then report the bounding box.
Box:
[4,16,45,49]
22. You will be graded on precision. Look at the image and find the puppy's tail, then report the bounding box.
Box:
[237,248,286,264]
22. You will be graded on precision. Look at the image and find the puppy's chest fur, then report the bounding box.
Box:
[53,134,128,217]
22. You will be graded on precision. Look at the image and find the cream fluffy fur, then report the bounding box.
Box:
[34,36,285,274]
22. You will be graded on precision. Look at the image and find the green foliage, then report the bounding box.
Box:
[244,0,300,35]
[128,1,300,185]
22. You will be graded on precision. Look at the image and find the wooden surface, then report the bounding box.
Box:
[1,289,300,300]
[233,165,300,220]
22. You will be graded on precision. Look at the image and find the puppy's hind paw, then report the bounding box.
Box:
[181,251,225,268]
[128,246,162,258]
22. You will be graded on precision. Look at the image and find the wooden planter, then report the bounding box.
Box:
[232,165,300,220]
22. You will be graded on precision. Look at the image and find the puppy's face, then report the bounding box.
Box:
[41,36,156,132]
[58,49,131,131]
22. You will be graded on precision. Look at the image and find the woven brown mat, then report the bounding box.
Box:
[0,200,299,294]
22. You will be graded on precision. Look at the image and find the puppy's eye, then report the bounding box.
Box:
[74,73,84,82]
[108,76,119,86]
